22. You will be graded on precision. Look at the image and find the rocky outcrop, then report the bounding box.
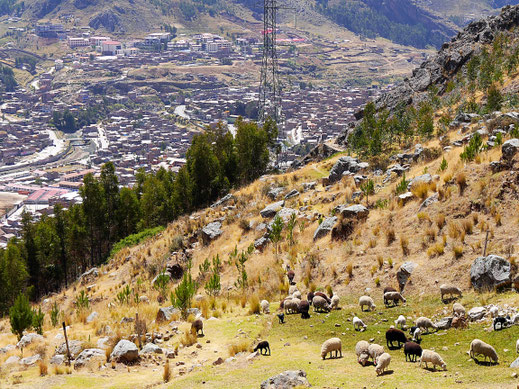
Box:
[268,188,284,200]
[110,340,139,363]
[141,343,163,354]
[260,370,311,389]
[89,9,123,32]
[470,255,511,291]
[336,204,369,220]
[17,333,43,348]
[56,340,83,358]
[397,262,417,291]
[211,193,234,208]
[291,143,343,169]
[313,216,337,240]
[468,306,487,321]
[260,201,285,218]
[74,349,105,369]
[156,306,180,322]
[201,222,223,244]
[502,138,519,161]
[326,156,368,184]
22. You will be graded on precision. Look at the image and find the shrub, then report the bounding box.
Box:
[435,214,446,230]
[395,173,409,195]
[116,285,132,305]
[374,277,380,287]
[50,302,61,327]
[171,261,197,318]
[38,360,48,376]
[249,295,261,315]
[32,306,44,335]
[239,218,251,232]
[461,219,473,235]
[228,339,250,356]
[439,156,448,172]
[377,256,384,269]
[460,133,482,162]
[110,226,165,257]
[154,272,170,300]
[346,263,353,278]
[456,172,467,194]
[10,293,33,340]
[388,258,393,268]
[75,290,90,312]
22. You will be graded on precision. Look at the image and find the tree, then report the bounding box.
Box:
[32,306,44,335]
[54,204,68,286]
[205,255,221,296]
[269,215,284,257]
[286,213,297,246]
[100,162,120,243]
[417,102,434,138]
[360,179,375,206]
[118,187,140,237]
[10,293,33,340]
[235,118,269,183]
[0,239,28,314]
[171,261,197,318]
[62,110,77,133]
[21,211,39,299]
[486,84,503,112]
[263,116,278,148]
[80,173,106,266]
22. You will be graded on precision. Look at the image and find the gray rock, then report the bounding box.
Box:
[20,354,41,366]
[418,192,439,211]
[502,139,519,161]
[50,354,65,365]
[468,307,487,321]
[97,337,110,349]
[435,317,453,330]
[337,204,369,220]
[510,356,519,368]
[5,356,20,364]
[397,262,417,291]
[211,193,234,208]
[327,156,364,183]
[398,192,414,205]
[302,182,316,191]
[0,344,15,354]
[74,348,105,369]
[141,343,163,354]
[246,351,259,360]
[254,236,269,252]
[17,333,43,348]
[110,340,139,363]
[470,255,511,291]
[408,174,432,190]
[260,370,311,389]
[56,340,83,358]
[156,306,180,322]
[201,222,223,244]
[80,267,99,284]
[260,201,285,218]
[120,316,134,324]
[313,216,337,241]
[284,189,299,200]
[268,188,284,200]
[86,311,98,323]
[187,308,201,317]
[256,222,267,232]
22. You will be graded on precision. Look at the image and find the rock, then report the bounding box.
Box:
[157,306,180,322]
[50,354,65,365]
[337,204,369,220]
[502,139,519,161]
[20,354,41,366]
[141,343,163,354]
[511,356,519,368]
[313,216,337,241]
[97,337,110,349]
[80,267,99,285]
[284,189,299,200]
[74,348,105,369]
[139,295,150,303]
[5,356,20,364]
[268,188,284,200]
[120,316,134,324]
[110,340,139,363]
[86,311,99,323]
[246,351,259,360]
[408,174,432,190]
[17,333,43,348]
[274,208,298,223]
[56,340,83,358]
[187,308,201,317]
[213,357,224,366]
[260,201,285,218]
[396,262,417,291]
[435,317,453,330]
[302,182,316,191]
[398,192,414,205]
[418,193,439,211]
[211,193,234,208]
[470,255,511,291]
[0,344,15,354]
[260,370,311,389]
[468,307,487,321]
[201,222,223,244]
[254,236,269,252]
[327,156,366,183]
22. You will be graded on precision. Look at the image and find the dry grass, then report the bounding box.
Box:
[400,235,410,256]
[38,360,48,376]
[386,227,396,246]
[453,245,463,259]
[456,172,467,194]
[435,213,446,230]
[427,242,445,258]
[249,294,261,315]
[461,219,473,235]
[411,182,432,200]
[346,263,353,278]
[377,256,384,269]
[417,212,430,224]
[228,339,251,356]
[425,227,437,242]
[181,330,198,347]
[448,221,461,239]
[163,361,171,383]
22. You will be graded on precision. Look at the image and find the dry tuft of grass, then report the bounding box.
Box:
[427,242,445,258]
[456,172,467,194]
[53,365,64,375]
[400,235,410,256]
[181,330,198,347]
[386,227,396,246]
[425,227,437,242]
[495,212,502,226]
[461,219,473,235]
[163,361,171,383]
[435,214,446,230]
[377,256,384,269]
[38,360,48,376]
[249,294,261,315]
[228,339,251,357]
[412,182,432,201]
[346,263,353,278]
[453,245,463,259]
[417,212,430,224]
[448,221,461,240]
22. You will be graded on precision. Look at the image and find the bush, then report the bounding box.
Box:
[460,133,482,162]
[400,236,410,256]
[32,306,44,335]
[249,295,261,315]
[110,227,165,257]
[10,293,33,340]
[395,174,409,195]
[171,261,197,318]
[228,339,250,356]
[453,245,463,259]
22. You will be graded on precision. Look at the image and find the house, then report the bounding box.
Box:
[68,37,90,48]
[101,41,122,55]
[35,23,64,38]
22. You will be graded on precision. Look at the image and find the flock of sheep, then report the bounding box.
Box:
[253,275,514,377]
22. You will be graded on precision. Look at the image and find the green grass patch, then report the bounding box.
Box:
[109,226,165,258]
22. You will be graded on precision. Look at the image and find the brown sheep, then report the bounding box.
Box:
[191,319,203,336]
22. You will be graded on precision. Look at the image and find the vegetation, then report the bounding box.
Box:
[171,261,197,318]
[9,293,33,340]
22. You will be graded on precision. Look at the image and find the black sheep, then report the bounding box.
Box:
[299,300,310,319]
[386,328,407,349]
[404,341,422,362]
[287,270,295,285]
[493,316,511,331]
[383,286,397,294]
[307,292,315,305]
[254,340,271,355]
[314,292,331,304]
[277,313,285,324]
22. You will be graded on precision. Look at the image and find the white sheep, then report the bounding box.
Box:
[419,349,446,370]
[321,337,342,360]
[469,339,499,363]
[284,298,299,314]
[383,291,406,307]
[292,290,302,300]
[412,327,422,342]
[288,285,299,295]
[375,352,391,375]
[313,296,331,313]
[355,340,370,366]
[330,294,340,310]
[359,296,376,312]
[260,300,270,314]
[512,313,519,325]
[452,302,466,317]
[368,343,385,364]
[353,316,367,331]
[516,339,519,354]
[440,284,462,301]
[415,316,437,333]
[395,315,406,329]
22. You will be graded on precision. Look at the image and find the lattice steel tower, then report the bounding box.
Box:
[259,0,282,124]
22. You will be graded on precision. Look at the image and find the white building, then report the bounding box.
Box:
[68,37,90,48]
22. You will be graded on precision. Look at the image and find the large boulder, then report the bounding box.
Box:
[407,174,432,190]
[327,156,367,184]
[435,317,453,330]
[80,267,99,285]
[396,262,417,291]
[470,255,511,291]
[20,354,41,366]
[337,204,369,220]
[0,344,15,354]
[156,306,180,322]
[254,236,269,252]
[260,370,311,389]
[17,333,43,348]
[141,343,163,354]
[260,201,285,218]
[418,193,439,211]
[201,222,223,245]
[74,348,105,369]
[313,217,337,241]
[56,340,83,358]
[468,306,487,321]
[110,340,139,363]
[502,139,519,161]
[284,189,299,200]
[268,188,284,200]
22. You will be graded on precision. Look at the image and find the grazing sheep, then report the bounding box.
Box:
[191,319,203,336]
[440,284,462,301]
[313,296,331,313]
[292,290,302,300]
[375,353,391,375]
[386,328,407,349]
[287,270,295,285]
[384,291,406,307]
[493,316,511,331]
[452,302,466,317]
[512,313,519,325]
[254,340,271,355]
[451,315,468,329]
[395,315,406,329]
[284,298,299,314]
[315,292,331,304]
[383,286,397,294]
[330,294,340,310]
[355,340,370,366]
[404,341,422,362]
[321,338,342,360]
[359,296,376,312]
[368,343,384,364]
[299,300,310,319]
[516,339,519,354]
[260,300,270,314]
[288,285,299,296]
[415,317,437,333]
[420,349,446,370]
[277,313,285,324]
[307,292,315,305]
[353,316,367,331]
[412,327,422,342]
[469,339,499,363]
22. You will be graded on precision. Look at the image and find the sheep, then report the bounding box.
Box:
[260,300,270,314]
[315,292,331,304]
[287,270,295,285]
[516,339,519,354]
[493,316,511,331]
[375,353,391,376]
[191,319,203,336]
[415,317,437,333]
[469,339,499,364]
[452,302,466,317]
[353,316,367,331]
[404,341,422,362]
[292,290,302,300]
[299,300,310,319]
[284,298,299,314]
[330,294,340,310]
[313,296,331,313]
[355,340,370,366]
[321,337,342,360]
[386,328,407,349]
[412,327,422,342]
[384,291,406,307]
[288,285,299,295]
[307,292,315,305]
[394,315,406,329]
[254,340,270,355]
[451,315,468,329]
[359,296,376,312]
[512,313,519,325]
[368,343,384,364]
[277,313,285,324]
[420,349,447,370]
[440,284,462,301]
[383,286,397,294]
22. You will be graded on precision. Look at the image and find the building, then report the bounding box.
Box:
[68,37,90,48]
[35,23,64,38]
[144,33,171,46]
[90,36,110,47]
[101,41,122,56]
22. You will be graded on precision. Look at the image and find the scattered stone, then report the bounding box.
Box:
[396,262,417,291]
[120,316,134,324]
[260,201,285,218]
[213,357,224,366]
[284,189,299,200]
[254,236,269,252]
[398,192,414,205]
[510,356,519,369]
[110,340,139,363]
[435,317,453,330]
[502,139,519,161]
[268,188,284,200]
[470,255,511,291]
[260,370,311,389]
[157,306,180,322]
[418,193,439,211]
[141,343,163,354]
[336,204,369,220]
[20,354,41,366]
[74,349,105,369]
[313,216,337,240]
[17,333,43,348]
[56,340,84,358]
[201,222,223,244]
[302,182,316,191]
[211,193,234,208]
[50,354,65,365]
[0,344,15,354]
[86,311,99,323]
[327,156,367,184]
[407,174,432,190]
[468,307,487,321]
[80,267,99,285]
[246,351,259,360]
[5,356,20,364]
